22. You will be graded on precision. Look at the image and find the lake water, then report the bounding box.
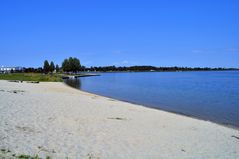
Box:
[64,71,239,128]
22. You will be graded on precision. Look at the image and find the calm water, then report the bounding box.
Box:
[64,71,239,128]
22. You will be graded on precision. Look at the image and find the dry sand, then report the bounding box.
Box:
[0,80,238,159]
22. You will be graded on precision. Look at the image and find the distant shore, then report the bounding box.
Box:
[0,80,239,159]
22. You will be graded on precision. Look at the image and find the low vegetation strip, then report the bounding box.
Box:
[0,73,63,82]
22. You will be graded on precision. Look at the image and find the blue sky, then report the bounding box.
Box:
[0,0,239,68]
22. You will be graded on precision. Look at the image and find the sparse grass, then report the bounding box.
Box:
[0,149,51,159]
[17,154,41,159]
[16,154,51,159]
[0,73,63,82]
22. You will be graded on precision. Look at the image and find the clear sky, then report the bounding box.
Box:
[0,0,239,68]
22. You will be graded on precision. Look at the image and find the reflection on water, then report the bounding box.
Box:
[64,78,82,89]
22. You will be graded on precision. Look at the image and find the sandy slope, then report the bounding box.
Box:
[0,80,238,159]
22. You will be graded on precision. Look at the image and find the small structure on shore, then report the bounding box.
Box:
[0,66,23,73]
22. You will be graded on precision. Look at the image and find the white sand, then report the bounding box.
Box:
[0,80,238,159]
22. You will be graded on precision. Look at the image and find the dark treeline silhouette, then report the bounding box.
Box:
[24,67,43,73]
[9,56,237,73]
[83,65,237,72]
[19,65,238,73]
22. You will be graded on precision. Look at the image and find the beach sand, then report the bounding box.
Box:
[0,80,238,159]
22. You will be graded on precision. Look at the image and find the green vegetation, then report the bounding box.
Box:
[0,73,63,82]
[85,65,238,72]
[43,60,50,74]
[55,64,60,73]
[2,57,237,75]
[62,57,81,73]
[49,61,55,73]
[0,148,51,159]
[17,154,42,159]
[43,60,55,74]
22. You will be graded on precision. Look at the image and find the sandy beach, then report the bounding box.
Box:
[0,80,238,159]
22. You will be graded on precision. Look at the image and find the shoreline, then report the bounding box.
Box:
[0,80,239,158]
[63,82,239,131]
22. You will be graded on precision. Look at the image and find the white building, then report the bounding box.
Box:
[0,66,23,73]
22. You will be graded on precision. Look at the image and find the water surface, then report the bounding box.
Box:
[65,71,239,128]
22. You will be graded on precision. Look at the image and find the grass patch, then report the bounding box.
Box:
[0,73,63,82]
[0,149,51,159]
[17,154,42,159]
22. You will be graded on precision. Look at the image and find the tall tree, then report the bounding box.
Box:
[43,60,50,74]
[62,57,81,73]
[72,57,81,72]
[50,61,55,73]
[62,59,70,72]
[68,57,74,72]
[55,64,60,73]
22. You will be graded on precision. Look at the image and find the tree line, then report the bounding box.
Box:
[15,56,237,73]
[82,66,235,72]
[20,65,236,73]
[42,57,81,73]
[15,57,81,73]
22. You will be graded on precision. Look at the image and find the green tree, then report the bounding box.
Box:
[55,64,60,73]
[50,61,55,73]
[43,60,50,74]
[68,57,74,72]
[62,57,81,73]
[72,57,81,72]
[62,59,70,72]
